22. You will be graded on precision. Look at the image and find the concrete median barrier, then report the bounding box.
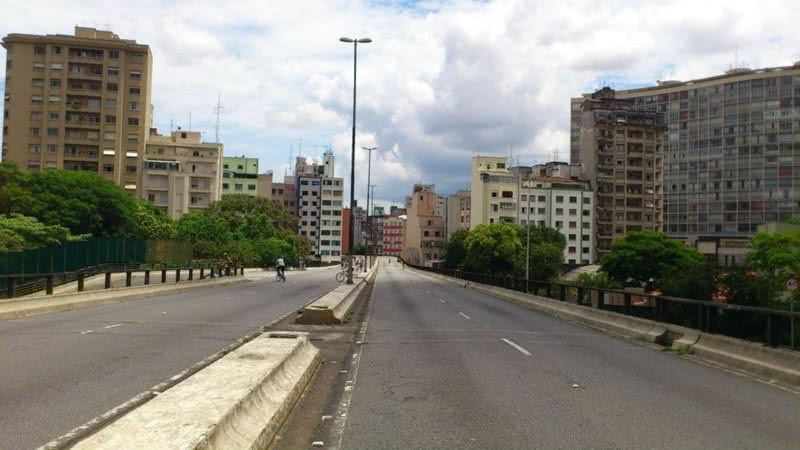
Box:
[411,268,800,388]
[71,331,320,450]
[0,275,250,321]
[296,265,378,325]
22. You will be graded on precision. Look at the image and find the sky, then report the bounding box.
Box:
[2,0,800,210]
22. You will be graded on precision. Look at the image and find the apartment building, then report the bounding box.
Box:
[295,151,343,263]
[514,171,595,265]
[367,215,384,255]
[2,27,152,194]
[271,177,297,215]
[256,170,273,199]
[222,156,258,195]
[352,205,366,249]
[403,184,446,266]
[446,190,471,239]
[470,156,517,226]
[572,64,800,264]
[578,88,665,259]
[141,129,222,220]
[383,215,405,257]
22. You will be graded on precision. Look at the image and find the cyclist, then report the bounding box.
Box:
[275,256,286,281]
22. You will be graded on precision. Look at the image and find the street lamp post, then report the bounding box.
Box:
[368,184,377,270]
[340,36,372,284]
[362,146,377,269]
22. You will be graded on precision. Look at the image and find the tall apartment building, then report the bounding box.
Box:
[352,205,366,248]
[402,184,446,266]
[367,215,384,255]
[572,64,800,264]
[470,156,516,226]
[383,215,405,257]
[295,152,343,263]
[579,88,664,259]
[2,27,152,194]
[271,177,297,215]
[222,156,258,195]
[141,129,223,220]
[256,170,273,199]
[446,190,471,239]
[470,156,597,263]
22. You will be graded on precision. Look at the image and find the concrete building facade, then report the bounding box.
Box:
[222,156,258,195]
[2,26,152,195]
[402,184,445,266]
[578,88,665,260]
[470,156,517,226]
[271,178,297,215]
[295,152,343,263]
[446,190,471,239]
[572,64,800,262]
[141,129,222,220]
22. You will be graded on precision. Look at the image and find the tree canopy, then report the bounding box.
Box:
[0,213,87,253]
[601,231,705,286]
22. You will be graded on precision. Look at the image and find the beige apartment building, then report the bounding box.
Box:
[446,189,471,239]
[402,184,446,266]
[470,156,517,226]
[2,27,152,194]
[141,129,222,220]
[579,88,665,259]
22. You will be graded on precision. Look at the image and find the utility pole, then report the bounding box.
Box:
[362,146,377,267]
[368,184,377,271]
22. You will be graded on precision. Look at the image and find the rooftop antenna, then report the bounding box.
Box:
[213,91,225,143]
[188,112,192,131]
[169,119,174,133]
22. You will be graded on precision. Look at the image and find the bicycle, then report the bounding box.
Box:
[336,271,346,282]
[275,268,286,282]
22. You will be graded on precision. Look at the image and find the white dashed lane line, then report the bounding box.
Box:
[439,298,446,304]
[102,323,122,329]
[502,338,532,356]
[458,312,471,320]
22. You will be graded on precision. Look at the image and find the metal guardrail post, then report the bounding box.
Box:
[188,268,194,281]
[45,275,54,295]
[655,296,663,321]
[546,283,552,298]
[240,266,244,276]
[697,303,703,330]
[766,314,777,347]
[144,271,150,285]
[577,287,585,306]
[126,271,132,287]
[559,285,566,302]
[176,269,181,283]
[78,273,85,292]
[8,278,16,298]
[597,289,605,310]
[210,267,216,278]
[161,269,167,283]
[623,293,632,315]
[200,268,205,279]
[105,272,111,289]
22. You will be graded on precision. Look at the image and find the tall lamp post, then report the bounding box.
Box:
[340,36,372,284]
[368,184,377,270]
[362,146,377,268]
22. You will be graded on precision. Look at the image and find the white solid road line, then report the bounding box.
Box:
[458,312,471,320]
[102,323,122,329]
[502,338,532,356]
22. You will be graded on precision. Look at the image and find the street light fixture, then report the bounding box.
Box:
[340,36,372,284]
[362,146,377,267]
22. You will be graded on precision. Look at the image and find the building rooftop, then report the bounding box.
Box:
[3,26,147,49]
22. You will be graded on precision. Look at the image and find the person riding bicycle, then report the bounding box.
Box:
[275,256,286,280]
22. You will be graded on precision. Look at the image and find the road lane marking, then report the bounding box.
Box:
[502,338,532,356]
[80,330,94,335]
[439,298,446,303]
[102,323,122,329]
[458,312,471,320]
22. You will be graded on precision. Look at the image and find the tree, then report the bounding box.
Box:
[175,211,231,244]
[747,231,800,278]
[517,224,566,280]
[444,228,468,269]
[351,243,367,255]
[601,232,705,287]
[463,223,523,274]
[132,202,175,240]
[0,214,85,252]
[577,271,622,289]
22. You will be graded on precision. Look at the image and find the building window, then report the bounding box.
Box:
[107,83,118,92]
[569,246,576,253]
[555,196,563,203]
[50,79,61,88]
[107,67,119,76]
[32,78,45,87]
[34,46,45,55]
[569,209,577,216]
[48,112,59,121]
[129,71,141,80]
[128,102,138,111]
[46,144,57,153]
[538,195,545,202]
[247,185,256,191]
[30,111,42,120]
[52,46,62,55]
[30,127,40,136]
[106,115,116,124]
[106,99,117,109]
[32,95,44,103]
[29,144,41,153]
[235,184,243,191]
[556,208,563,214]
[109,50,119,59]
[128,118,139,126]
[569,196,577,203]
[47,127,58,136]
[569,221,577,228]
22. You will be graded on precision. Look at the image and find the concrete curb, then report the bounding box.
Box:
[411,268,800,387]
[70,331,321,450]
[296,265,378,325]
[0,276,250,321]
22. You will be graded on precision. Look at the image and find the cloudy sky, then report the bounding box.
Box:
[2,0,799,210]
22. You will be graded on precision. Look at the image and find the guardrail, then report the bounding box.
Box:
[0,262,245,299]
[410,264,799,350]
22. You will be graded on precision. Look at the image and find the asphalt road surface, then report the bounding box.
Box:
[339,263,800,450]
[0,268,338,450]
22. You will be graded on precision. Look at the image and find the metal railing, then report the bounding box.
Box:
[410,264,800,350]
[0,261,245,299]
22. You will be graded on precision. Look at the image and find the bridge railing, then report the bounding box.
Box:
[409,264,800,350]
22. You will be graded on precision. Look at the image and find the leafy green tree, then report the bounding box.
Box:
[601,232,705,287]
[517,225,566,280]
[444,228,469,269]
[175,211,231,243]
[0,214,85,252]
[747,231,800,278]
[577,271,622,289]
[132,202,175,240]
[463,223,523,274]
[351,243,367,255]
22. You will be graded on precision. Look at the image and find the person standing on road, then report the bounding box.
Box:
[275,256,286,281]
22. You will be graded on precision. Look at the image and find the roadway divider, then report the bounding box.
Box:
[296,264,378,325]
[0,274,250,321]
[70,331,320,450]
[411,267,800,387]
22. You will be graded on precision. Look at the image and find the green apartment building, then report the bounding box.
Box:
[222,156,259,195]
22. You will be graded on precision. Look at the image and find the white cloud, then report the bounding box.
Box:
[2,0,799,204]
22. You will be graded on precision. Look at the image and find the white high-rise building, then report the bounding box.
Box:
[295,150,344,263]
